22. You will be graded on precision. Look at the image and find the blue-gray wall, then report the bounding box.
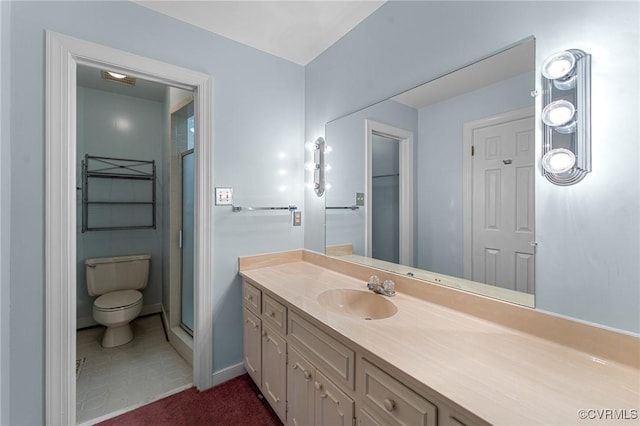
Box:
[4,1,304,424]
[0,1,10,423]
[306,1,639,333]
[417,71,534,278]
[76,86,166,323]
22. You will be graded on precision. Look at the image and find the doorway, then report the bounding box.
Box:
[45,31,213,425]
[371,134,400,263]
[365,120,414,266]
[462,107,535,292]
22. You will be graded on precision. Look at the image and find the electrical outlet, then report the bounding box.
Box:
[215,187,233,205]
[293,211,302,226]
[356,192,365,206]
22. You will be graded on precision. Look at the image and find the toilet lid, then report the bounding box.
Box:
[94,290,142,311]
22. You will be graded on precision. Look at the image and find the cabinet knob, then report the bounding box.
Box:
[303,370,312,380]
[262,330,267,337]
[247,295,253,301]
[269,311,275,317]
[314,381,322,390]
[383,398,396,412]
[253,323,259,329]
[292,364,298,370]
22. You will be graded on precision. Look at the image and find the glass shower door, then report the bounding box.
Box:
[181,149,194,334]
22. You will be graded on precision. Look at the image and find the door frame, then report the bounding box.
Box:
[462,107,534,280]
[365,120,414,266]
[45,31,214,425]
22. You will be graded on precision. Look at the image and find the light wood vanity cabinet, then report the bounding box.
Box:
[360,359,437,426]
[287,346,355,426]
[242,279,479,426]
[242,282,287,423]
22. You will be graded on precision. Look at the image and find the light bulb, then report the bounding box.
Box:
[107,71,127,79]
[542,148,576,174]
[542,100,575,127]
[542,51,576,80]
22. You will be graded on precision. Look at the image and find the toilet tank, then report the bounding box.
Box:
[85,254,151,296]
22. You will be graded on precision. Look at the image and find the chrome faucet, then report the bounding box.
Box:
[366,275,396,297]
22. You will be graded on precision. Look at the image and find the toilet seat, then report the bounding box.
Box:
[94,289,142,312]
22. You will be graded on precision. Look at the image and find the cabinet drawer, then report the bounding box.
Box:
[243,281,261,314]
[262,294,287,334]
[361,359,437,426]
[288,311,355,390]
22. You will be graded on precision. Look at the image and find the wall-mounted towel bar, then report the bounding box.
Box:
[232,205,297,212]
[326,205,360,210]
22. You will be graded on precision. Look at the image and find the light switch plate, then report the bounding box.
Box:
[356,192,365,206]
[215,187,233,205]
[293,211,302,226]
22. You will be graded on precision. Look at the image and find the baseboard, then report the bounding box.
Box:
[76,303,162,330]
[212,362,246,386]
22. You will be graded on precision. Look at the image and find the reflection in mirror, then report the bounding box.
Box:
[325,38,536,307]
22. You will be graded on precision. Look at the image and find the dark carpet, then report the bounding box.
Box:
[97,374,282,426]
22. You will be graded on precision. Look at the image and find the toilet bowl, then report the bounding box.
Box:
[93,289,144,348]
[85,254,151,348]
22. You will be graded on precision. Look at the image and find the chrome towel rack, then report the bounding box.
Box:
[232,205,297,212]
[326,205,360,210]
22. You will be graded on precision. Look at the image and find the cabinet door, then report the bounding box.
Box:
[242,308,262,386]
[314,370,354,426]
[263,323,287,422]
[287,347,315,426]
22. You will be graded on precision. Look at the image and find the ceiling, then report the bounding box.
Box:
[133,0,386,65]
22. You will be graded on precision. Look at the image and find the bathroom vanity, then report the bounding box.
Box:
[239,250,639,426]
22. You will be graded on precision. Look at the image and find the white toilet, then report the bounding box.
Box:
[85,254,151,348]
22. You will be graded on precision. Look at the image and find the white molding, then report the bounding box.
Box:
[364,120,414,266]
[45,31,214,426]
[462,107,535,280]
[212,362,246,386]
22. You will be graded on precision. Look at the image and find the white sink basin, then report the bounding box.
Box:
[317,289,397,320]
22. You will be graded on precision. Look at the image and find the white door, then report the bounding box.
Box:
[472,116,534,292]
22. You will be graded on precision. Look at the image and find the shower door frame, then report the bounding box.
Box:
[45,31,214,426]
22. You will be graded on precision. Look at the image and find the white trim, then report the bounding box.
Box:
[365,120,414,266]
[462,107,535,280]
[212,362,246,386]
[45,31,214,426]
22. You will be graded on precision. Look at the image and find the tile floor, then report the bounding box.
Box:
[76,314,193,424]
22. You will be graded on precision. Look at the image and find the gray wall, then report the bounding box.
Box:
[3,1,304,424]
[76,86,166,323]
[0,1,10,423]
[417,71,534,277]
[305,1,640,333]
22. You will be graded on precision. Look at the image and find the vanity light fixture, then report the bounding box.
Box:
[309,136,326,197]
[541,49,591,185]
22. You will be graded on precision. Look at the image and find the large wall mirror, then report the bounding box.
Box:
[324,37,536,307]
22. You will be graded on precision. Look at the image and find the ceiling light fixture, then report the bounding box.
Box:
[107,71,127,79]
